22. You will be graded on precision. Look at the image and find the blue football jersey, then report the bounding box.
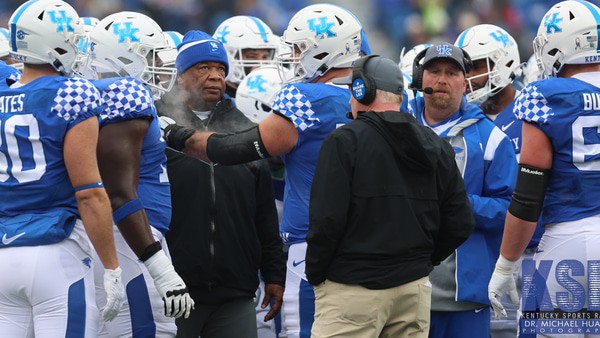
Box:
[0,76,102,247]
[0,60,21,89]
[494,100,522,158]
[271,82,351,244]
[514,77,600,225]
[94,77,171,235]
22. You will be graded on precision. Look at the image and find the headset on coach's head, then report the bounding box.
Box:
[409,46,473,92]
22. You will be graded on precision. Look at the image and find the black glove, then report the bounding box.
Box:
[159,116,196,151]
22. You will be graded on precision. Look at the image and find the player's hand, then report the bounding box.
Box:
[158,115,177,139]
[488,255,519,319]
[144,250,195,318]
[158,115,195,151]
[102,267,125,321]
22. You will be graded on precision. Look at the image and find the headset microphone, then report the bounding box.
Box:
[423,87,434,94]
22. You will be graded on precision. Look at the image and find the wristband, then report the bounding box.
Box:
[112,198,143,224]
[74,181,104,192]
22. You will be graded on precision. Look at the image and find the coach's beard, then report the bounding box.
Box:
[430,95,453,110]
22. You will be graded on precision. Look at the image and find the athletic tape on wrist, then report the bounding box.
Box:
[112,198,144,224]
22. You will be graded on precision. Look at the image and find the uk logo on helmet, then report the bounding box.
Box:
[489,30,510,47]
[543,13,563,34]
[247,75,267,94]
[437,44,452,56]
[215,26,230,44]
[48,10,74,33]
[308,17,337,38]
[112,22,140,43]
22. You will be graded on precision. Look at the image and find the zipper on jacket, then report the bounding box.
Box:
[208,161,216,291]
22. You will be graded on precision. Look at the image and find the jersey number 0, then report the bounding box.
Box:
[0,114,46,183]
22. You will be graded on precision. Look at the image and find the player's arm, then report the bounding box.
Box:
[97,118,155,258]
[65,116,119,270]
[99,117,195,319]
[65,116,125,321]
[162,112,298,163]
[489,122,552,319]
[500,122,552,261]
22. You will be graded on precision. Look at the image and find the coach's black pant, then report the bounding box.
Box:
[175,297,257,338]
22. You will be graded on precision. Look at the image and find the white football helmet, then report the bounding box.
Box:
[278,4,362,83]
[87,11,177,99]
[455,24,521,104]
[162,31,183,68]
[8,0,85,75]
[399,43,432,78]
[236,65,284,123]
[534,0,600,78]
[163,31,183,49]
[0,27,23,71]
[213,16,279,85]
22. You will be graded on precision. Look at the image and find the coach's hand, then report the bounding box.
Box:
[158,115,195,151]
[102,267,125,321]
[262,283,284,321]
[144,250,195,318]
[488,255,519,319]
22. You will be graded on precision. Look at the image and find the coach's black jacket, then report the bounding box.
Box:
[161,98,286,305]
[306,111,475,289]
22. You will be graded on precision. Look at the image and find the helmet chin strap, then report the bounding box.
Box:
[48,50,66,74]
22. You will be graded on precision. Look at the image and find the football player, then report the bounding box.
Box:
[84,10,193,337]
[213,15,279,98]
[0,1,124,336]
[489,3,600,336]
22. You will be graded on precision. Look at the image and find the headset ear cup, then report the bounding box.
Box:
[350,55,378,105]
[358,75,376,105]
[410,47,429,90]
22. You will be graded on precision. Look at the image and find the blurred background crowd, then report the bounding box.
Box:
[3,0,599,63]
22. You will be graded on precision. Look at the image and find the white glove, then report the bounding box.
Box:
[488,255,520,319]
[158,115,177,139]
[103,267,125,322]
[144,250,195,318]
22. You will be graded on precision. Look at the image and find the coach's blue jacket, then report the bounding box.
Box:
[406,97,517,306]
